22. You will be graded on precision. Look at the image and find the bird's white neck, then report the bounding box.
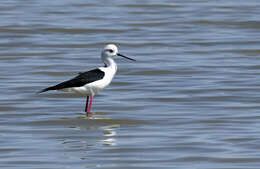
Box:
[103,57,117,72]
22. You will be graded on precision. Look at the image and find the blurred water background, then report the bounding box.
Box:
[1,0,260,168]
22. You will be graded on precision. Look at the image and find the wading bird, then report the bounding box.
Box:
[39,44,136,117]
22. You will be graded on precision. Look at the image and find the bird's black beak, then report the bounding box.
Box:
[117,53,136,61]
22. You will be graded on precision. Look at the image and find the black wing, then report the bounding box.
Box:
[39,68,105,93]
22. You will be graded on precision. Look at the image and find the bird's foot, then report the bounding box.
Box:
[86,112,94,117]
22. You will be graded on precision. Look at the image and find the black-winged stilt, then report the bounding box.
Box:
[39,44,136,117]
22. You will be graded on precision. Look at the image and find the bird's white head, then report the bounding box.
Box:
[101,44,136,64]
[102,44,118,59]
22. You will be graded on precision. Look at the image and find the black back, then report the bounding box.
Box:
[39,68,105,93]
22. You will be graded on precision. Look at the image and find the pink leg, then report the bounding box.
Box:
[85,96,89,115]
[87,96,93,117]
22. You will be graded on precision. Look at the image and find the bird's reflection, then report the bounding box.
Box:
[99,124,120,146]
[56,115,143,149]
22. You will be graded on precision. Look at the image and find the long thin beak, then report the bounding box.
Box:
[117,53,136,61]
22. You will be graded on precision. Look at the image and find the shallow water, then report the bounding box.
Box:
[1,0,260,168]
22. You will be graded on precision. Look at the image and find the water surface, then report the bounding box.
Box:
[1,0,260,168]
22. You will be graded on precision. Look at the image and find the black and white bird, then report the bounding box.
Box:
[39,44,136,117]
